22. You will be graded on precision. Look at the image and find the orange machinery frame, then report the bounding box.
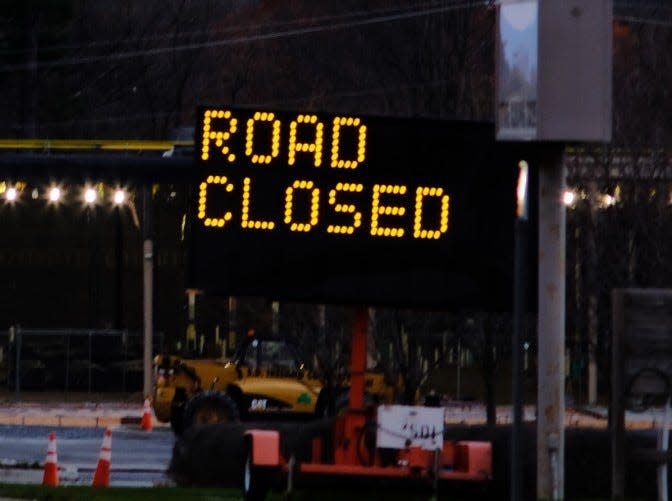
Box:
[245,305,492,490]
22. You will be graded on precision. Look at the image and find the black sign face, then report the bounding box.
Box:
[189,107,532,309]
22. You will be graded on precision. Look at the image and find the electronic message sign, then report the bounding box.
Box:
[188,107,537,309]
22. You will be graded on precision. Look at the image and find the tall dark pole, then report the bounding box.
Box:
[511,161,529,501]
[142,185,154,398]
[114,206,123,330]
[87,206,96,327]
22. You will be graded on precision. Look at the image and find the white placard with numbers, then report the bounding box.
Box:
[376,405,445,450]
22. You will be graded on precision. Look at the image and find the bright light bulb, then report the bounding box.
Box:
[562,190,575,206]
[113,189,126,205]
[6,187,17,202]
[48,187,61,202]
[84,188,97,204]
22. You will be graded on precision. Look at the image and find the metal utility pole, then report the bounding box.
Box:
[495,2,611,497]
[537,156,566,500]
[114,206,124,330]
[228,296,238,355]
[142,185,154,398]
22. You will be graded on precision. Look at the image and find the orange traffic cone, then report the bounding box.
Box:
[92,427,112,487]
[141,397,153,432]
[42,432,59,486]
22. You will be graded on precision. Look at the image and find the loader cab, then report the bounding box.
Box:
[234,333,306,378]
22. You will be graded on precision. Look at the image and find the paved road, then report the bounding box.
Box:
[0,424,174,486]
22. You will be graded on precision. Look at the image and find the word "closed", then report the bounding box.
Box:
[198,175,450,240]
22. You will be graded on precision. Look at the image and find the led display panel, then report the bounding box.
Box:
[189,107,537,309]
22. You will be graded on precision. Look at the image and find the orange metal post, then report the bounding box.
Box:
[311,437,323,463]
[333,412,367,465]
[350,306,367,410]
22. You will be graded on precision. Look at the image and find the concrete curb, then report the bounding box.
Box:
[0,465,170,487]
[0,398,170,429]
[0,416,137,428]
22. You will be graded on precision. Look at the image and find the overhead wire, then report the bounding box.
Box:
[614,15,672,26]
[0,0,489,72]
[2,1,491,129]
[3,1,670,64]
[4,78,461,130]
[6,2,665,130]
[5,0,662,59]
[614,0,672,25]
[0,0,485,57]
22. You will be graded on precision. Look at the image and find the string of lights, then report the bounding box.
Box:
[1,181,130,208]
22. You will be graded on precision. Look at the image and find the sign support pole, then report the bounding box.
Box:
[349,306,367,410]
[537,153,566,500]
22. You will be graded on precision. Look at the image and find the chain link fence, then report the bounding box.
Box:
[1,150,667,404]
[0,328,164,394]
